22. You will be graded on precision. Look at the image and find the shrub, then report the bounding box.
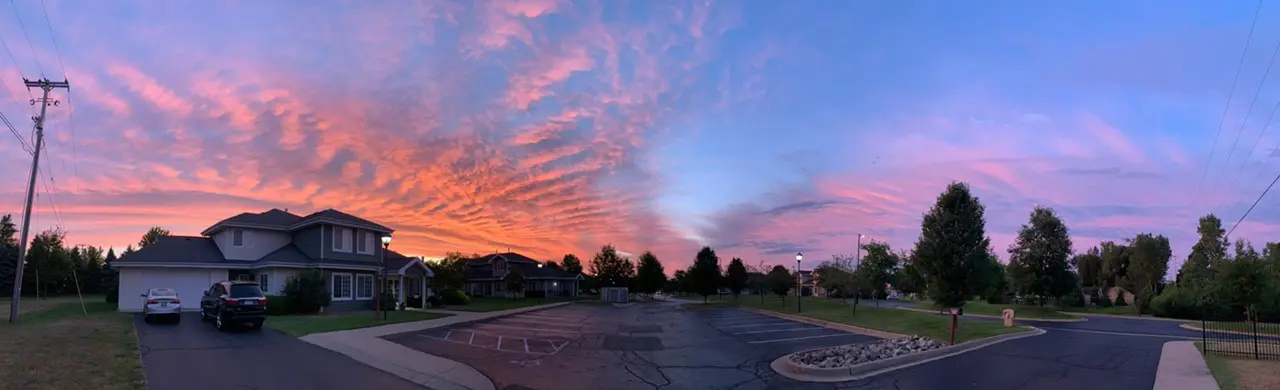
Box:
[265,295,291,315]
[379,291,397,310]
[104,286,118,304]
[1114,292,1128,306]
[441,288,469,305]
[282,269,331,314]
[407,295,423,309]
[1091,289,1111,307]
[525,290,546,298]
[1151,284,1201,320]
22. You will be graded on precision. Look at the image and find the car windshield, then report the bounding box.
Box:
[228,284,263,298]
[149,288,177,297]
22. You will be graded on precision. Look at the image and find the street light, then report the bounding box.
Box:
[796,252,803,313]
[380,234,392,321]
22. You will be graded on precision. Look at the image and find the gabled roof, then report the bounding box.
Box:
[114,236,226,265]
[384,250,435,277]
[469,252,540,266]
[200,208,393,236]
[291,209,393,233]
[464,252,581,280]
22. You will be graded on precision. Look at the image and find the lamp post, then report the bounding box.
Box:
[796,252,803,313]
[380,235,392,321]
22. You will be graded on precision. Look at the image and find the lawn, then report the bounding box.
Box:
[444,296,587,312]
[1059,305,1141,316]
[929,300,1081,320]
[266,310,453,337]
[1196,341,1280,390]
[1193,320,1280,337]
[0,295,146,390]
[734,296,1027,344]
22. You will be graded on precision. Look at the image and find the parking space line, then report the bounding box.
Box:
[713,318,781,326]
[718,322,794,329]
[504,315,591,326]
[706,314,761,320]
[469,332,475,344]
[747,333,861,344]
[475,323,582,335]
[524,338,530,353]
[733,327,823,335]
[517,313,595,323]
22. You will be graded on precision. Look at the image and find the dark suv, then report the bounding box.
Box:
[199,280,268,331]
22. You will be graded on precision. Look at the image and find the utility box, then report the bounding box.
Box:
[601,287,629,303]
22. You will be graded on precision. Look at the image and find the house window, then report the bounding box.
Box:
[232,229,245,247]
[258,273,270,294]
[333,227,352,253]
[356,231,375,255]
[332,273,353,300]
[355,274,375,300]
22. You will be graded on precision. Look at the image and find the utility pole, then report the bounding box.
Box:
[8,78,70,323]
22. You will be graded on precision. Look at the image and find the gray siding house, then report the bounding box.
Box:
[464,252,583,297]
[112,208,434,312]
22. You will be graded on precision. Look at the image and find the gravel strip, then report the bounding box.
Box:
[789,336,945,369]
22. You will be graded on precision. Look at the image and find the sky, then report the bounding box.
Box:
[3,0,1280,278]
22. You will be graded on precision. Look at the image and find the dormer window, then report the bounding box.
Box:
[333,227,353,253]
[232,229,245,247]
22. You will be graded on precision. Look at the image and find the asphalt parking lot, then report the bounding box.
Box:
[385,302,878,390]
[135,312,424,390]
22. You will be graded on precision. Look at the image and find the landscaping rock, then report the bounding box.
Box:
[788,336,945,369]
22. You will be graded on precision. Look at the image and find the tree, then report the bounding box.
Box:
[688,247,722,302]
[896,251,926,296]
[542,260,562,270]
[1178,214,1228,294]
[589,245,634,288]
[431,252,470,291]
[102,248,119,303]
[668,269,689,294]
[1127,233,1172,314]
[139,227,170,248]
[561,254,583,275]
[26,228,72,298]
[0,214,17,297]
[913,182,992,308]
[504,268,525,298]
[970,252,1006,302]
[0,214,15,245]
[857,242,899,304]
[1005,206,1074,306]
[1071,247,1104,289]
[726,257,748,300]
[1099,241,1130,289]
[766,265,793,306]
[1211,239,1270,319]
[634,251,667,295]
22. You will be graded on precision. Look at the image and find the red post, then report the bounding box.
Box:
[950,313,957,346]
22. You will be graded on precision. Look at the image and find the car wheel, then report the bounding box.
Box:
[199,309,209,322]
[143,315,151,323]
[173,315,182,324]
[215,313,229,332]
[251,320,264,330]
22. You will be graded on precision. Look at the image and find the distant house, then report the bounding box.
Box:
[791,270,826,297]
[112,208,434,312]
[463,252,583,297]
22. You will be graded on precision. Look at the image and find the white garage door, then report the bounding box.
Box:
[117,268,224,312]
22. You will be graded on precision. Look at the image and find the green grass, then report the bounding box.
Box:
[1192,320,1280,337]
[733,296,1027,344]
[0,296,146,390]
[926,300,1080,320]
[444,296,587,312]
[1197,342,1241,390]
[266,310,453,337]
[1058,305,1142,316]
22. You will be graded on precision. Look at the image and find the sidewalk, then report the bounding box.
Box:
[1153,341,1219,390]
[301,301,573,390]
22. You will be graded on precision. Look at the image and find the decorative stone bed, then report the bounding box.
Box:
[789,336,945,369]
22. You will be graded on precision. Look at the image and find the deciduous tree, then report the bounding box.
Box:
[561,254,583,275]
[913,182,992,308]
[689,246,722,302]
[766,265,793,306]
[725,257,748,300]
[504,269,525,299]
[1178,214,1228,293]
[589,245,635,288]
[1006,206,1074,306]
[634,251,667,295]
[138,227,170,248]
[1127,233,1172,314]
[1071,248,1104,289]
[857,242,898,304]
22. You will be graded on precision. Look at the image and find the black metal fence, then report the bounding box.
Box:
[1200,309,1280,360]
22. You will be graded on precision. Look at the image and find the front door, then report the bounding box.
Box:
[386,279,399,298]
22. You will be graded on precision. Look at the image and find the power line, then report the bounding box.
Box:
[1224,95,1280,199]
[36,0,63,77]
[1,110,31,153]
[8,0,42,77]
[1210,36,1280,206]
[1194,0,1265,209]
[1226,170,1280,238]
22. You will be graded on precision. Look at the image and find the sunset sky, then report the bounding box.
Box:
[2,1,1280,277]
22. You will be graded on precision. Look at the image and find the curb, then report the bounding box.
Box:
[738,307,909,339]
[1059,312,1186,323]
[770,327,1046,383]
[895,306,1088,322]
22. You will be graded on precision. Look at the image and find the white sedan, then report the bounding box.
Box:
[141,288,182,323]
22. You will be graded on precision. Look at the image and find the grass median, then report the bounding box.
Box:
[0,295,146,390]
[728,296,1027,344]
[916,300,1080,320]
[267,310,453,337]
[443,296,590,312]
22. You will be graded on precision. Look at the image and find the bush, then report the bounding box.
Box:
[407,295,423,309]
[427,295,443,308]
[282,269,331,314]
[440,288,469,305]
[104,287,118,304]
[1091,289,1111,307]
[265,295,291,315]
[379,291,397,310]
[1114,292,1128,307]
[525,290,546,298]
[1151,284,1202,320]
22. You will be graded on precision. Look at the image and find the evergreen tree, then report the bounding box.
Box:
[102,248,119,304]
[913,182,992,308]
[689,246,723,302]
[634,251,667,295]
[1006,206,1074,306]
[0,215,17,297]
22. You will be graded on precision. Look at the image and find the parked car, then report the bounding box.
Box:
[141,288,182,323]
[199,280,268,331]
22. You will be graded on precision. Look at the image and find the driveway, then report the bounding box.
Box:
[134,312,425,390]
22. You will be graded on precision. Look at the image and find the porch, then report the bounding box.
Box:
[382,257,436,308]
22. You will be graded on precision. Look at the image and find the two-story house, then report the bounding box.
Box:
[112,208,434,312]
[463,252,583,297]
